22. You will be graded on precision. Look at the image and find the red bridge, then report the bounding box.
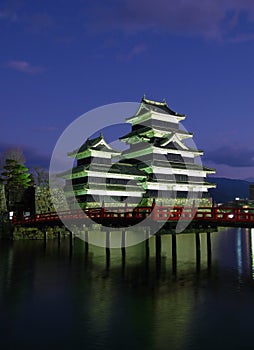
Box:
[12,206,254,228]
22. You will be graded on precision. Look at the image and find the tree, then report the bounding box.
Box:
[4,147,26,164]
[30,166,49,187]
[1,159,32,212]
[2,159,31,190]
[0,147,26,175]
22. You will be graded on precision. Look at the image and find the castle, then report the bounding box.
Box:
[60,97,215,208]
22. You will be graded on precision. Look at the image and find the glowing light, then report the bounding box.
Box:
[251,228,254,279]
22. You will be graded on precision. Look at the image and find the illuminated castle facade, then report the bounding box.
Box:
[61,97,215,208]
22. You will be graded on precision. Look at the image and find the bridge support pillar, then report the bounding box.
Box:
[145,226,150,239]
[207,232,212,269]
[69,231,73,254]
[105,230,110,248]
[121,230,126,271]
[155,234,161,270]
[57,231,61,246]
[85,230,89,256]
[42,228,47,246]
[145,238,149,259]
[195,233,201,271]
[145,227,150,260]
[106,230,110,269]
[172,234,177,275]
[121,230,126,260]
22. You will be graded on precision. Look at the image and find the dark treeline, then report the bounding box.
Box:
[0,147,48,217]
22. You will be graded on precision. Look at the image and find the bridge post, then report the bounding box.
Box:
[121,229,126,248]
[145,226,150,256]
[42,228,47,246]
[106,229,110,248]
[121,229,126,259]
[145,226,150,239]
[106,230,110,269]
[207,232,212,269]
[172,233,177,275]
[84,231,88,257]
[121,230,126,271]
[155,234,161,271]
[144,227,149,270]
[57,231,61,246]
[69,230,73,253]
[195,233,201,271]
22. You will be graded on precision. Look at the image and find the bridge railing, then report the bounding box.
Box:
[11,206,254,225]
[195,207,254,223]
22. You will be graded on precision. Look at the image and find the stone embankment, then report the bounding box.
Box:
[0,223,70,240]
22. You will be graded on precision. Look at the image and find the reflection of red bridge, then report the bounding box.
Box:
[13,206,254,228]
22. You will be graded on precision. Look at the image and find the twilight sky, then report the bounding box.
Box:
[1,0,254,179]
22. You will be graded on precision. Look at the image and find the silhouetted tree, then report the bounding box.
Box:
[0,147,25,173]
[30,166,49,187]
[3,147,25,163]
[1,159,32,212]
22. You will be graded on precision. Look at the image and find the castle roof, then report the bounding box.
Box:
[68,133,120,157]
[131,96,186,119]
[119,126,192,141]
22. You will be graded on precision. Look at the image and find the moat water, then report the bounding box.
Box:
[1,227,254,350]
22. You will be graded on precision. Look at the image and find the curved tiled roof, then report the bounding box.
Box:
[138,97,186,117]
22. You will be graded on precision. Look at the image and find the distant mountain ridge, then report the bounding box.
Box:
[244,177,254,182]
[208,177,252,203]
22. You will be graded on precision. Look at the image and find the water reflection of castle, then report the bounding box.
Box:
[60,97,215,208]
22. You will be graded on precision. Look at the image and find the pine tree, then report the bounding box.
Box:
[1,159,32,211]
[2,159,31,190]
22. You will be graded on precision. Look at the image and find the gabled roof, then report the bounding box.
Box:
[158,137,203,155]
[68,133,120,157]
[134,96,186,118]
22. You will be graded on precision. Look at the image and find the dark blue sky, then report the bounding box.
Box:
[1,0,254,179]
